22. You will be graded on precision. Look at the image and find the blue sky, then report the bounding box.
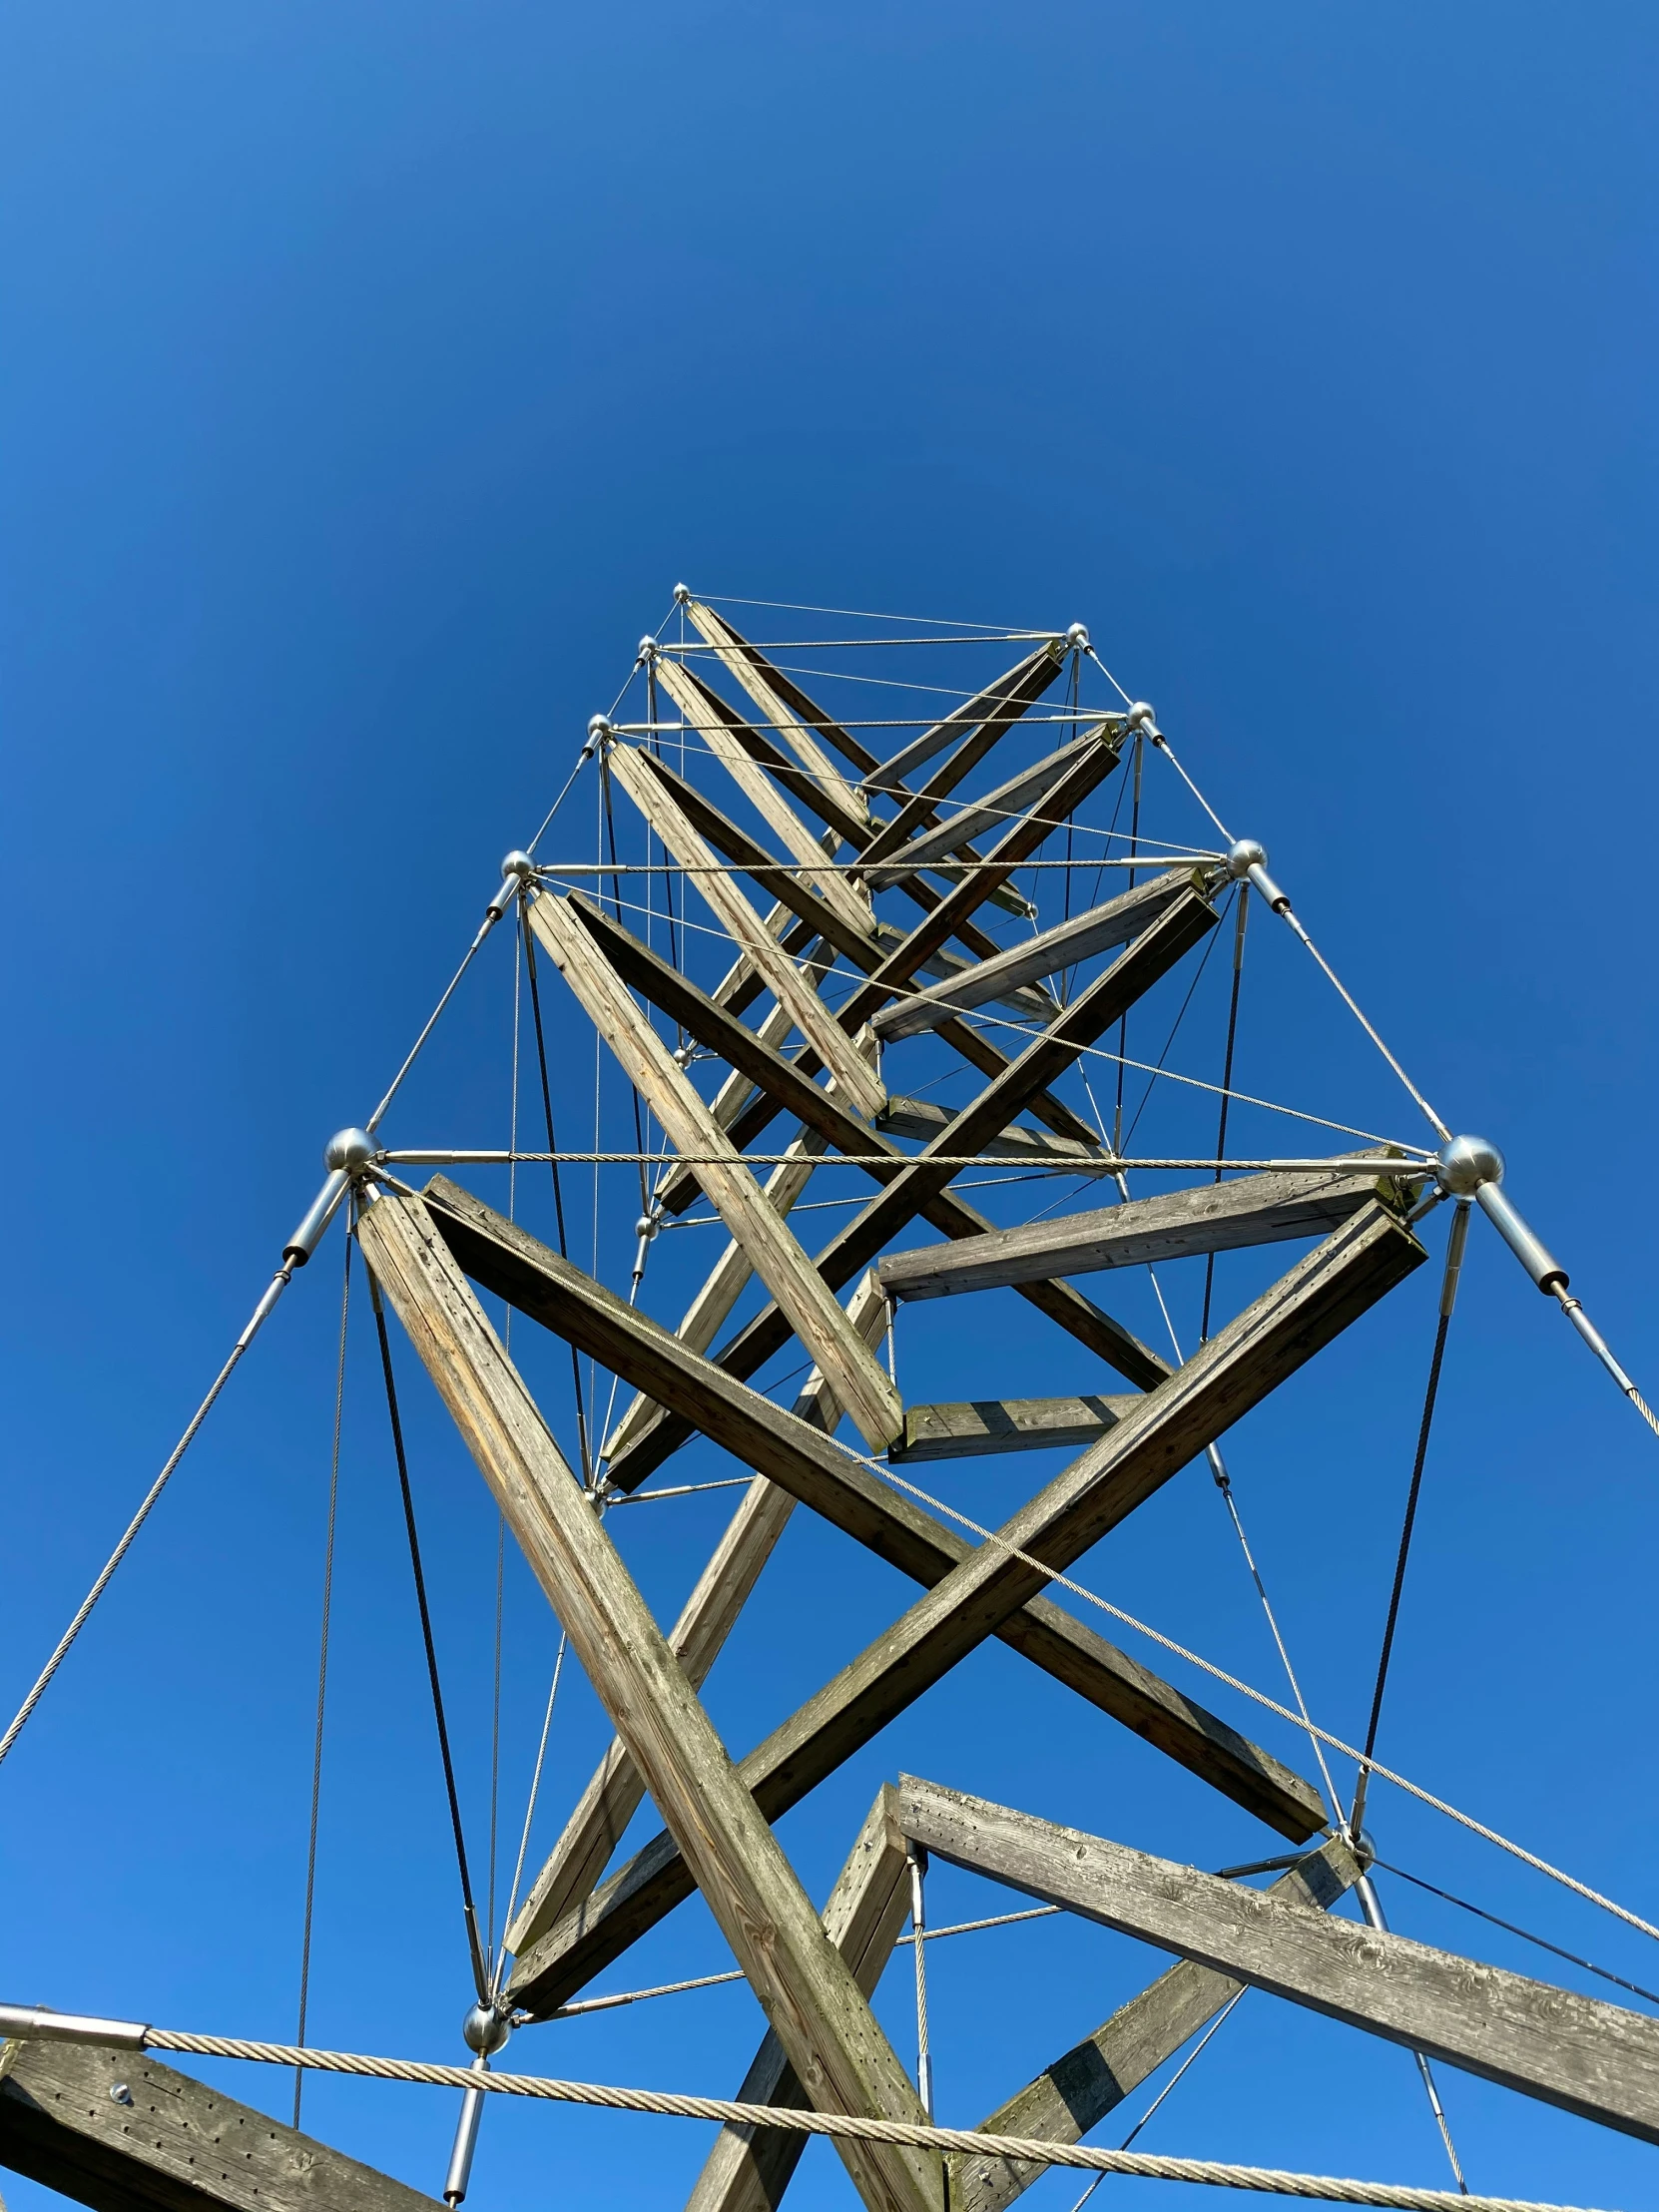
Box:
[3,5,1657,2208]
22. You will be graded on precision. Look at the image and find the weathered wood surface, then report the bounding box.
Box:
[507,1202,1416,2013]
[871,871,1201,1041]
[605,1133,826,1465]
[687,1789,914,2212]
[891,1395,1139,1462]
[357,1191,941,2212]
[681,600,883,777]
[527,892,900,1452]
[875,1099,1110,1175]
[682,599,873,820]
[863,643,1065,801]
[869,930,1057,1023]
[596,901,1202,1493]
[901,1776,1659,2148]
[864,736,1116,889]
[424,1179,1322,1882]
[508,1276,888,1958]
[879,1162,1409,1304]
[602,743,884,1115]
[0,2039,437,2212]
[948,1839,1361,2212]
[654,651,871,851]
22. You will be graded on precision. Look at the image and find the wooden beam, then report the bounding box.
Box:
[526,891,900,1452]
[900,1776,1659,2149]
[891,1395,1139,1462]
[871,870,1203,1041]
[0,2038,437,2212]
[604,1131,826,1467]
[682,601,882,776]
[507,1273,890,1959]
[875,1099,1111,1176]
[602,743,885,1115]
[654,653,872,857]
[865,643,1065,797]
[871,927,1057,1023]
[682,599,874,820]
[423,1177,1320,1863]
[686,1788,913,2212]
[948,1839,1361,2212]
[606,894,1206,1488]
[356,1191,942,2212]
[505,1200,1417,2012]
[863,735,1118,890]
[879,1160,1412,1305]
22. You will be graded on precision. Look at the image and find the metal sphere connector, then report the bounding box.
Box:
[499,850,534,882]
[638,634,659,663]
[634,1213,660,1242]
[1435,1133,1505,1197]
[461,2001,512,2058]
[323,1127,377,1175]
[1065,622,1090,651]
[1226,837,1268,880]
[584,714,613,759]
[1125,702,1157,732]
[673,582,691,604]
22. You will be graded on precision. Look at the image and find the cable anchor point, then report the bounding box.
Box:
[1226,836,1292,915]
[443,2002,512,2206]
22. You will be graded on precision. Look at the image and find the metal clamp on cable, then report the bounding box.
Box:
[0,2003,150,2050]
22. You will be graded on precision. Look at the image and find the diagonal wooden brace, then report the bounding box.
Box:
[356,1189,942,2212]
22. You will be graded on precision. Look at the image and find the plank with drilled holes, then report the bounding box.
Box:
[357,1190,942,2212]
[900,1776,1659,2147]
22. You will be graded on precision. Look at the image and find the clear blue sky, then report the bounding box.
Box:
[3,6,1657,2208]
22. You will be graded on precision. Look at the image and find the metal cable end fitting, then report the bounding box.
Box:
[324,1127,379,1177]
[583,714,613,759]
[487,850,535,919]
[673,581,691,604]
[1434,1134,1504,1197]
[0,2003,149,2050]
[637,634,659,663]
[461,2000,512,2058]
[1125,701,1158,734]
[1065,621,1090,650]
[1226,836,1291,914]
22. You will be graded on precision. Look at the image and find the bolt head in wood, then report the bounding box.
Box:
[1435,1133,1505,1195]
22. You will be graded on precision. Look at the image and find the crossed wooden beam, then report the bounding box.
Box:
[9,613,1653,2212]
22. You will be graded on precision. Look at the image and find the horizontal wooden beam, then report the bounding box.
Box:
[870,929,1056,1023]
[506,1200,1417,2012]
[0,2038,437,2212]
[949,1838,1361,2212]
[871,870,1203,1041]
[423,1178,1324,1906]
[879,1161,1411,1304]
[864,735,1116,889]
[359,1190,941,2212]
[900,1776,1659,2149]
[891,1394,1138,1462]
[686,1788,914,2212]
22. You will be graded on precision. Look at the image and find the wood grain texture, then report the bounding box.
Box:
[357,1191,941,2212]
[507,1275,889,1959]
[684,599,873,819]
[948,1839,1361,2212]
[527,892,899,1451]
[864,735,1116,889]
[603,742,884,1116]
[870,871,1201,1041]
[879,1162,1408,1304]
[891,1395,1138,1461]
[686,1788,914,2212]
[901,1777,1659,2148]
[863,643,1065,804]
[505,1201,1415,2014]
[0,2041,436,2212]
[874,1099,1110,1175]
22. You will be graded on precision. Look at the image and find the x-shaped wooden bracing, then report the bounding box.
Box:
[353,624,1612,2211]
